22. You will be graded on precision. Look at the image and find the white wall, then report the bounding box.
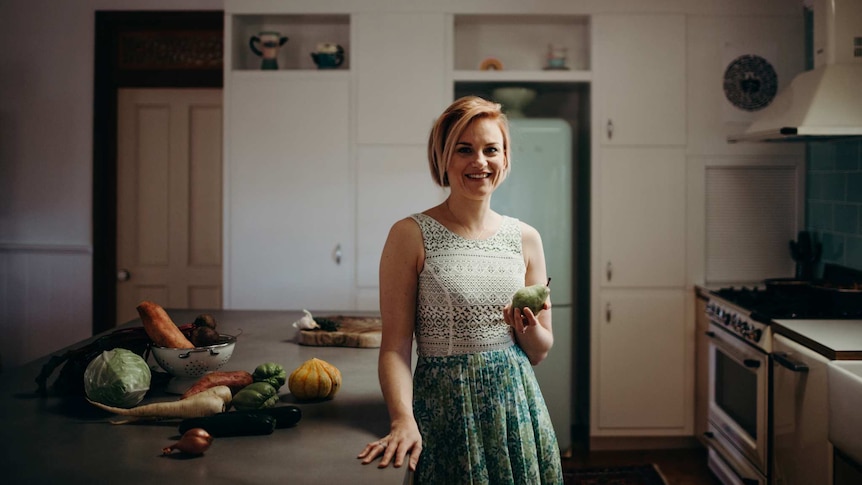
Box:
[0,0,222,369]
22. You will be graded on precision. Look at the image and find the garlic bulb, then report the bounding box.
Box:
[292,309,319,330]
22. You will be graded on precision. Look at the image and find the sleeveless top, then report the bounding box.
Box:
[411,213,526,357]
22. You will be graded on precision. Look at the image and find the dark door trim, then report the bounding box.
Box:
[92,11,223,334]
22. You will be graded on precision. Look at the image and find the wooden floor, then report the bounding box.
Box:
[561,447,722,485]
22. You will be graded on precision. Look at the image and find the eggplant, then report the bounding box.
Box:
[178,405,302,437]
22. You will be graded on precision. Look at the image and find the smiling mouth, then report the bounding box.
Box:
[466,173,491,179]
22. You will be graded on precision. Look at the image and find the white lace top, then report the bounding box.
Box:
[411,213,526,357]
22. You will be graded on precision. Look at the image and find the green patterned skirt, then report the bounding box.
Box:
[412,344,564,484]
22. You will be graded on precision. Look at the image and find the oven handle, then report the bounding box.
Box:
[705,329,765,369]
[773,351,809,372]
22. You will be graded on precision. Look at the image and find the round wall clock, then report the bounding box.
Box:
[723,54,778,111]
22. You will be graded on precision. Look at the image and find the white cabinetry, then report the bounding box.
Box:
[353,13,448,309]
[355,13,447,145]
[596,290,687,429]
[591,13,690,439]
[599,148,686,287]
[593,14,685,146]
[225,72,353,310]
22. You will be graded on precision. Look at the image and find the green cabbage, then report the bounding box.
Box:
[84,348,152,408]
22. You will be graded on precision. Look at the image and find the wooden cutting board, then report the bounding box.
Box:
[296,315,382,348]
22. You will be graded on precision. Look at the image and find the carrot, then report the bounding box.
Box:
[136,300,195,349]
[181,370,253,400]
[88,385,232,424]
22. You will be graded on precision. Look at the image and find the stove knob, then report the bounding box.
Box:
[752,329,762,342]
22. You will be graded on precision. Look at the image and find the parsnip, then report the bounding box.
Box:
[88,385,232,424]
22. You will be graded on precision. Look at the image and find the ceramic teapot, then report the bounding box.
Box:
[249,32,288,70]
[311,43,345,69]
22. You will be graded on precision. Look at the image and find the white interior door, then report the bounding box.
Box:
[116,88,223,325]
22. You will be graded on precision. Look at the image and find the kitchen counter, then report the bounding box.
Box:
[0,310,407,485]
[772,319,862,360]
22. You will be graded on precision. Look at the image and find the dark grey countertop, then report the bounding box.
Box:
[0,310,408,484]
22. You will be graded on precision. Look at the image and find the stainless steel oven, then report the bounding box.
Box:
[704,297,771,485]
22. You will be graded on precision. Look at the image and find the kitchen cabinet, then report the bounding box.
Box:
[355,12,447,145]
[593,289,687,431]
[224,72,353,310]
[772,333,833,485]
[590,13,690,439]
[592,14,685,146]
[598,147,686,288]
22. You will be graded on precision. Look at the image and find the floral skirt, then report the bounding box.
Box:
[412,345,564,485]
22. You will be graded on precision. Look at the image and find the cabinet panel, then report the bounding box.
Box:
[226,75,353,310]
[599,147,686,287]
[593,14,686,146]
[596,289,687,430]
[355,13,447,144]
[356,145,446,289]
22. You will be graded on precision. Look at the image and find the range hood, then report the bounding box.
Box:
[729,0,862,143]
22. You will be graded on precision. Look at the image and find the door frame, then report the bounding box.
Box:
[92,11,223,334]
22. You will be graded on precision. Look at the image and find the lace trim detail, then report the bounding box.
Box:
[411,213,526,357]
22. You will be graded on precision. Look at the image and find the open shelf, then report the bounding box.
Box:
[453,14,590,73]
[230,14,350,71]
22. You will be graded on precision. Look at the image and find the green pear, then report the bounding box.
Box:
[511,281,551,315]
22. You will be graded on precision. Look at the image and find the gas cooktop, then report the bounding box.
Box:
[711,286,845,320]
[712,265,862,325]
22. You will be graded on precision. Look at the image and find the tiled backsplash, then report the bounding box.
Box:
[806,139,862,272]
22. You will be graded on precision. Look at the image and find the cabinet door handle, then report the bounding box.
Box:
[606,261,612,282]
[743,359,761,369]
[773,352,809,372]
[333,244,342,265]
[117,269,131,282]
[605,302,611,322]
[703,431,714,439]
[705,331,717,338]
[606,119,614,140]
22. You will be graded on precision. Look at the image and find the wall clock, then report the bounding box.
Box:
[722,54,778,111]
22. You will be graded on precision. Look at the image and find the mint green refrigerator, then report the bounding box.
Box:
[491,118,574,451]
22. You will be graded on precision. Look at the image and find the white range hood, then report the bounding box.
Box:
[729,0,862,143]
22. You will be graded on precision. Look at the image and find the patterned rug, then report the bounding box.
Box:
[563,464,669,485]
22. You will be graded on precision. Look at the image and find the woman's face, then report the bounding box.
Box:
[446,117,507,200]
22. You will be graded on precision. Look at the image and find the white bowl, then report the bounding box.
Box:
[150,335,237,393]
[492,87,537,118]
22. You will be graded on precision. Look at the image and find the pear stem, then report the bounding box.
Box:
[546,277,552,287]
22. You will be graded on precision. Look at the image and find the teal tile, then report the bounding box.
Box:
[808,142,836,171]
[849,173,862,203]
[808,201,833,230]
[834,204,860,234]
[835,140,862,171]
[819,232,845,263]
[845,236,862,271]
[808,173,846,201]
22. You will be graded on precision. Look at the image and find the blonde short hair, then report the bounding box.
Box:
[427,96,510,187]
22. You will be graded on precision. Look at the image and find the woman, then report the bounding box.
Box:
[357,96,563,484]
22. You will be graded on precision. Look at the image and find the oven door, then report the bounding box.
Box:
[706,322,769,476]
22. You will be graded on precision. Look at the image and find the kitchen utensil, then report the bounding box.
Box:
[789,230,821,280]
[150,334,237,394]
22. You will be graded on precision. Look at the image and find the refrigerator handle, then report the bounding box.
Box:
[606,261,612,282]
[606,119,614,140]
[605,302,611,322]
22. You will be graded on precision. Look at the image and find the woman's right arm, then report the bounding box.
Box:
[358,217,424,470]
